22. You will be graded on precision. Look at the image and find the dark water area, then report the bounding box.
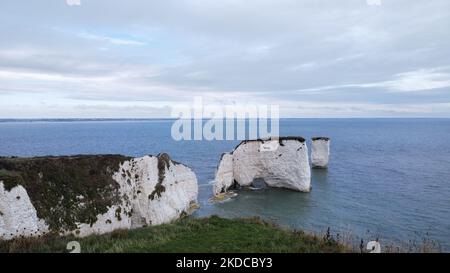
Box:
[0,118,449,250]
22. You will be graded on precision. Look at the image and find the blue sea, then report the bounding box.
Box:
[0,119,449,250]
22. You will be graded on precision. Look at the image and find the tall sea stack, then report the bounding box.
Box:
[311,137,330,168]
[213,137,311,195]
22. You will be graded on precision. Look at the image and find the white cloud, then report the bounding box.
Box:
[66,0,81,6]
[294,67,450,93]
[79,32,146,46]
[1,0,450,117]
[384,68,450,92]
[289,54,364,72]
[242,45,275,61]
[289,62,318,72]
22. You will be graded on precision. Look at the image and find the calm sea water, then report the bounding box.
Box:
[0,119,449,250]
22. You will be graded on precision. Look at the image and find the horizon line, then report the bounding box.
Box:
[1,117,450,122]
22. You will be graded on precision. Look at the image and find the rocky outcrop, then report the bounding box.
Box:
[311,137,330,168]
[0,154,198,240]
[213,152,234,196]
[213,137,311,195]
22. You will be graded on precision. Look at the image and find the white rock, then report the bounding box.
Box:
[0,183,48,239]
[213,137,311,194]
[75,204,131,238]
[113,154,199,227]
[311,137,330,168]
[0,153,198,239]
[213,153,234,195]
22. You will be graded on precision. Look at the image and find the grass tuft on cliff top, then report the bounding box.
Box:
[0,216,349,253]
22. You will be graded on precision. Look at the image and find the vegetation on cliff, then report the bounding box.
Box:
[0,155,131,232]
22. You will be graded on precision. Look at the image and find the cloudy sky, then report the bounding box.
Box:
[0,0,449,118]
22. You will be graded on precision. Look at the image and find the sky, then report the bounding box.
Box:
[0,0,450,118]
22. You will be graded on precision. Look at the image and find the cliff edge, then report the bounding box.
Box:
[0,154,198,239]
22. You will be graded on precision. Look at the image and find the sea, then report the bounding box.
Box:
[0,118,449,251]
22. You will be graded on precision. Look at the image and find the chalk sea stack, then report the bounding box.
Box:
[311,137,330,168]
[213,137,311,195]
[0,154,198,239]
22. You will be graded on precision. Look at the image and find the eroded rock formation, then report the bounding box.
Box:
[213,137,311,195]
[311,137,330,168]
[0,154,198,239]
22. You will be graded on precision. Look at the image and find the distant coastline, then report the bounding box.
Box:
[0,118,177,123]
[1,117,449,123]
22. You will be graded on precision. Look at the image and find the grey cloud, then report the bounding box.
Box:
[0,0,449,117]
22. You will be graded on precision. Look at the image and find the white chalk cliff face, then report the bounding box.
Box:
[213,137,311,195]
[311,137,330,168]
[213,152,234,196]
[0,154,198,240]
[113,155,199,227]
[0,183,48,240]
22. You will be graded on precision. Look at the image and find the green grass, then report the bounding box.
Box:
[0,216,350,253]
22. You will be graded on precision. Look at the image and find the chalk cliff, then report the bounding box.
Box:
[0,154,198,239]
[311,137,330,168]
[213,137,311,195]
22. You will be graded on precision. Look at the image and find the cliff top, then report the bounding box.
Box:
[234,136,306,150]
[0,216,350,253]
[311,137,330,141]
[0,154,181,233]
